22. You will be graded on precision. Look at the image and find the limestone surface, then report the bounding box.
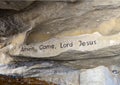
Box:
[0,1,120,85]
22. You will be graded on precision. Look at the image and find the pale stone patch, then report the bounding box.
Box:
[80,66,118,85]
[15,32,120,58]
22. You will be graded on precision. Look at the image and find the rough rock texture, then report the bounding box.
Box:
[0,0,76,11]
[0,1,34,11]
[0,64,119,85]
[1,0,120,85]
[80,66,119,85]
[0,15,26,37]
[0,75,56,85]
[2,0,120,69]
[23,0,120,43]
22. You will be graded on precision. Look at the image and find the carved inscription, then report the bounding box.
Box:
[21,40,97,52]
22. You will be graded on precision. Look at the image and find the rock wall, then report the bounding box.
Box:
[0,0,120,66]
[0,0,120,85]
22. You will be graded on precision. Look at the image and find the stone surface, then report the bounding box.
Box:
[0,63,119,85]
[80,66,118,85]
[0,75,56,85]
[15,32,120,58]
[22,0,120,44]
[0,1,34,11]
[0,15,26,37]
[1,0,120,85]
[0,61,80,85]
[0,0,120,66]
[0,0,77,11]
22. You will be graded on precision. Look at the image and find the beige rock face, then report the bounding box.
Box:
[1,0,120,68]
[18,0,120,44]
[12,0,120,60]
[1,1,120,85]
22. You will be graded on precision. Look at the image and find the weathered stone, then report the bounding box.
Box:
[0,1,120,85]
[1,0,120,66]
[0,1,34,11]
[22,0,120,44]
[80,66,118,85]
[0,75,56,85]
[0,61,80,85]
[0,63,119,85]
[0,15,26,37]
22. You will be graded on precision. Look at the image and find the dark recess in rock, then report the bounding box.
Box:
[0,15,24,37]
[0,1,34,11]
